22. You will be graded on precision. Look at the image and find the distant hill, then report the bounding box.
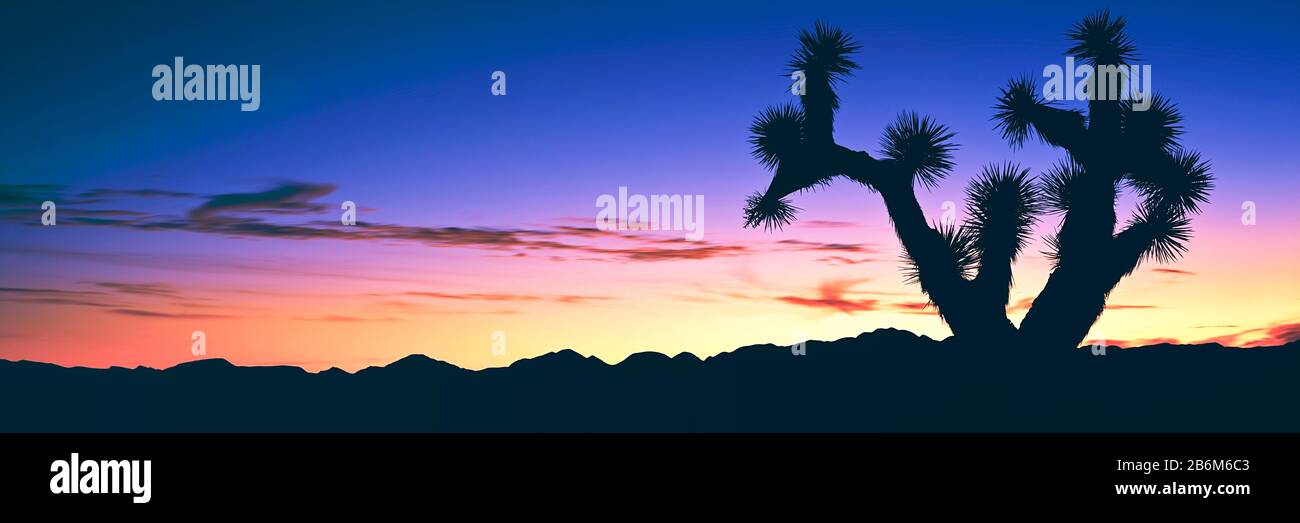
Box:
[2,328,1297,431]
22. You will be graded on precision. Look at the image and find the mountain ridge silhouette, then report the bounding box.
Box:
[2,328,1296,432]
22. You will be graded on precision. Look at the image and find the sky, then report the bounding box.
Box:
[1,0,1297,371]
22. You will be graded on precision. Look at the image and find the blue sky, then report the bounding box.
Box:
[1,1,1297,369]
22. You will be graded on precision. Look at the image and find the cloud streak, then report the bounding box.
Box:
[388,291,612,304]
[773,239,875,253]
[108,308,235,320]
[88,282,180,298]
[3,182,751,263]
[777,279,880,314]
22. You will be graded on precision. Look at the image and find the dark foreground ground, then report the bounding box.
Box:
[2,329,1296,431]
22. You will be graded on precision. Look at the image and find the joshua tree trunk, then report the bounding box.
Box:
[745,13,1211,351]
[832,148,1019,342]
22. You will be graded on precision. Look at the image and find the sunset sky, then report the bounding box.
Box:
[2,1,1297,371]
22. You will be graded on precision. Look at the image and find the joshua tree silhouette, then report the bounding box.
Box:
[744,12,1212,349]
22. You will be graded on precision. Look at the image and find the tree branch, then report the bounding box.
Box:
[993,76,1089,153]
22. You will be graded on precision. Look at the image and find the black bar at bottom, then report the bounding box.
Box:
[1,433,1293,509]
